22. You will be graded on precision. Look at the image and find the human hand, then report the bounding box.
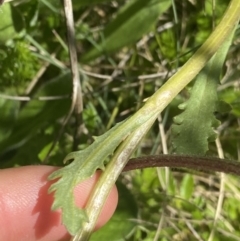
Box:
[0,165,118,241]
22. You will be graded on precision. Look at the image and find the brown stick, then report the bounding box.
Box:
[124,155,240,176]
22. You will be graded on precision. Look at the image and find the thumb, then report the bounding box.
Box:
[0,165,118,241]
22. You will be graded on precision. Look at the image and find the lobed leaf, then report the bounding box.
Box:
[48,121,131,235]
[47,4,240,236]
[171,29,236,155]
[48,96,163,235]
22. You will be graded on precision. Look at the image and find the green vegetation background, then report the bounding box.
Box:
[0,0,240,240]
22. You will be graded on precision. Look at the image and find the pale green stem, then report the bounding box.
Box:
[72,115,157,241]
[72,0,240,239]
[140,0,240,117]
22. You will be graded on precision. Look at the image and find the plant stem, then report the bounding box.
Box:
[72,0,240,239]
[124,155,240,176]
[44,0,83,162]
[71,116,156,241]
[138,0,240,118]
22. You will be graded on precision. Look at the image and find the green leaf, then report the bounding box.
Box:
[0,3,16,43]
[171,69,219,155]
[10,4,25,32]
[219,89,240,117]
[216,100,232,114]
[180,174,194,200]
[48,84,165,235]
[171,28,236,155]
[0,72,71,157]
[2,133,54,167]
[48,102,160,235]
[81,0,171,62]
[0,97,19,142]
[90,182,138,241]
[73,0,113,7]
[48,121,131,235]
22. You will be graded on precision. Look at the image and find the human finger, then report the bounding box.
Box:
[0,165,118,241]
